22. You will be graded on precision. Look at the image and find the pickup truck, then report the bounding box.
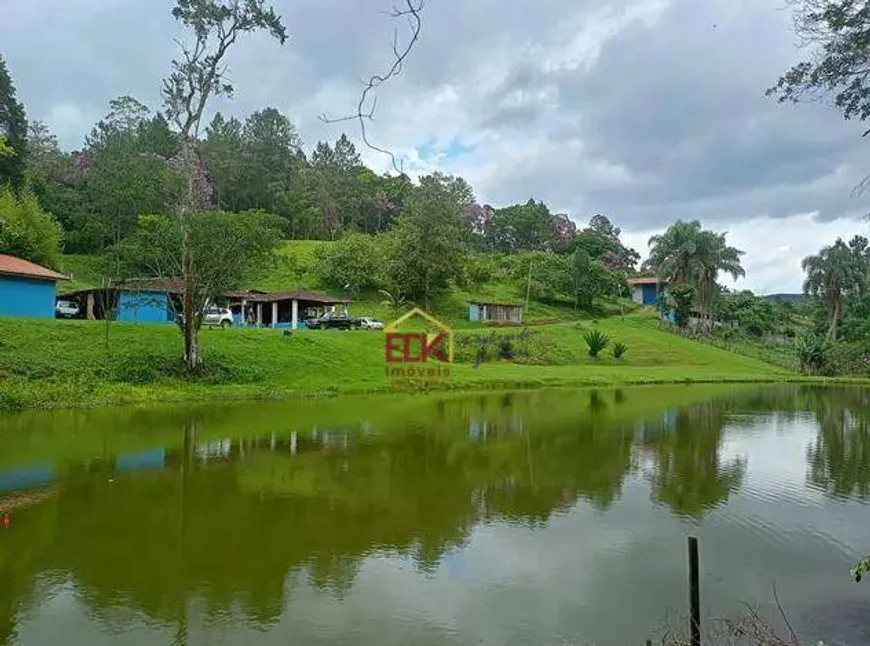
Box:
[305,311,358,330]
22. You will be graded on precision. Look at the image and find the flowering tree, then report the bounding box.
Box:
[162,0,287,370]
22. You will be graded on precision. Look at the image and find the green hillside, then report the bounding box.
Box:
[59,240,639,327]
[0,313,795,410]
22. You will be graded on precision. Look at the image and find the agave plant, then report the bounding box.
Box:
[583,329,610,358]
[612,342,627,359]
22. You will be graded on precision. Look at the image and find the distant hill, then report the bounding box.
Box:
[763,293,807,304]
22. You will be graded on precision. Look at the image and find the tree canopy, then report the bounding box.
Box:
[0,56,28,190]
[768,0,870,135]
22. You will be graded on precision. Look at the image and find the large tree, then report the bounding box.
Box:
[25,121,99,252]
[0,55,28,190]
[574,214,640,270]
[386,173,466,308]
[489,199,557,253]
[308,134,364,238]
[768,0,870,135]
[161,0,287,370]
[121,210,282,328]
[802,235,869,340]
[86,98,178,254]
[239,107,302,211]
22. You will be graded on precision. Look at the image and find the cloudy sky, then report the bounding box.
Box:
[5,0,869,293]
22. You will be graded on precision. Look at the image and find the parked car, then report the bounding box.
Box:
[305,311,358,330]
[358,317,385,330]
[55,299,81,319]
[201,305,234,328]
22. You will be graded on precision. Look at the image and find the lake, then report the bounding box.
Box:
[0,384,868,645]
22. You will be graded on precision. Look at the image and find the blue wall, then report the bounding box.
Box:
[641,283,658,305]
[468,303,481,321]
[118,290,171,323]
[0,464,54,493]
[0,275,58,319]
[116,448,166,473]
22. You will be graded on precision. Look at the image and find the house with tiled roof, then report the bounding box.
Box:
[0,254,69,319]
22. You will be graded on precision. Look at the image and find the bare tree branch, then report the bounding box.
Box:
[320,0,424,173]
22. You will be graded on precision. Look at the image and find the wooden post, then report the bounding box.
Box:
[291,299,298,329]
[272,302,278,328]
[256,303,262,326]
[688,536,701,646]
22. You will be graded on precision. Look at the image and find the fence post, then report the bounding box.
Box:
[688,536,701,646]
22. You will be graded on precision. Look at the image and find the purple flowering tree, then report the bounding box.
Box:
[161,0,287,370]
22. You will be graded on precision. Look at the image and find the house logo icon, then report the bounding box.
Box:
[385,307,454,364]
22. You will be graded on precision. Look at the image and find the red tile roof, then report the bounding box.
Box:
[0,254,69,282]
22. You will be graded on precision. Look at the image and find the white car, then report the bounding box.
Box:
[358,317,385,330]
[55,299,81,319]
[202,305,234,328]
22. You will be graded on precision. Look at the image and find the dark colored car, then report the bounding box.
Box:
[305,311,358,330]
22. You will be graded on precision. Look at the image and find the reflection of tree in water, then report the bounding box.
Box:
[0,495,60,646]
[0,393,641,640]
[807,387,870,499]
[642,401,745,518]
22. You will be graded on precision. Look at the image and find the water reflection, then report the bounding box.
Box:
[641,401,746,518]
[0,385,868,645]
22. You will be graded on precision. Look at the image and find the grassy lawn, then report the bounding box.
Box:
[0,312,801,410]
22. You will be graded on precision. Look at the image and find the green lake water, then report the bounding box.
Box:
[0,384,868,645]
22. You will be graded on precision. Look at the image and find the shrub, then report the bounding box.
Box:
[498,337,514,359]
[669,283,696,330]
[822,341,870,377]
[612,342,627,359]
[583,329,610,357]
[795,332,829,374]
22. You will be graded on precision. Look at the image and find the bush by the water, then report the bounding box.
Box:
[820,341,870,377]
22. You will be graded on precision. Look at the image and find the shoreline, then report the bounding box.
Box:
[1,371,865,412]
[2,316,864,413]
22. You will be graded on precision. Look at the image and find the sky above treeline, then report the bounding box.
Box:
[5,0,869,294]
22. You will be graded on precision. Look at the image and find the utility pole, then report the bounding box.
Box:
[525,260,533,311]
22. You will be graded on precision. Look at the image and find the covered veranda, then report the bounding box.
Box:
[225,290,350,329]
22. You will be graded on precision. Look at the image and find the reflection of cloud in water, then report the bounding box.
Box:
[720,413,825,506]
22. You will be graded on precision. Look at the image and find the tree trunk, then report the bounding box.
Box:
[182,225,201,370]
[181,139,202,371]
[827,298,840,342]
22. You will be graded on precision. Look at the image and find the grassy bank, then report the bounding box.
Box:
[0,313,802,410]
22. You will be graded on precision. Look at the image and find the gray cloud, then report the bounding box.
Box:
[4,0,870,291]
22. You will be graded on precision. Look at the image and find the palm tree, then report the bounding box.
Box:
[379,289,407,320]
[802,237,866,341]
[694,230,745,323]
[646,220,744,323]
[646,220,704,285]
